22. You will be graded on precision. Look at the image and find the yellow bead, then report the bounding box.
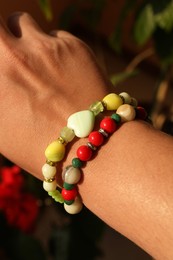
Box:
[102,93,123,110]
[45,140,65,162]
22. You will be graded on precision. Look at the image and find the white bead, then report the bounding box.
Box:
[67,110,95,138]
[43,180,57,192]
[64,197,83,214]
[42,163,56,179]
[62,166,81,184]
[130,97,138,107]
[119,92,131,104]
[116,104,136,122]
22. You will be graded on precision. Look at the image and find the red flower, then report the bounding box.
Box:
[0,165,39,232]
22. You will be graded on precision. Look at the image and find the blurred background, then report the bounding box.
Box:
[0,0,173,259]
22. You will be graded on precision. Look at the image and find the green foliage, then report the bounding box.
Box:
[38,0,53,21]
[133,4,155,45]
[111,70,139,85]
[155,1,173,32]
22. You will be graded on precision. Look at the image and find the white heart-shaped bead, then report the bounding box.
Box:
[67,110,95,138]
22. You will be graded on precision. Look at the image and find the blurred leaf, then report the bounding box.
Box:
[111,70,139,85]
[155,1,173,32]
[59,4,78,29]
[134,4,155,45]
[38,0,53,21]
[109,0,138,53]
[154,27,173,67]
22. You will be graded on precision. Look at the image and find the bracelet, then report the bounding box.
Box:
[42,92,148,213]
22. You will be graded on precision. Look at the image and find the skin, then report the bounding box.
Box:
[0,12,173,260]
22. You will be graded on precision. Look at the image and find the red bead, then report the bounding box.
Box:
[77,145,92,161]
[61,187,77,201]
[100,117,117,133]
[136,107,147,120]
[88,131,104,146]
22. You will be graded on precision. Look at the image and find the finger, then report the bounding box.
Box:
[49,30,78,39]
[7,12,44,38]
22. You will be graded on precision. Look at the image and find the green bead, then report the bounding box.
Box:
[48,190,64,203]
[89,101,105,116]
[60,127,75,143]
[63,182,74,190]
[111,113,121,124]
[72,158,83,168]
[64,200,74,205]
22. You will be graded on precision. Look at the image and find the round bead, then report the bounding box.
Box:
[102,93,123,110]
[130,97,138,107]
[136,106,147,120]
[60,127,75,143]
[64,196,83,214]
[64,200,74,205]
[42,163,56,179]
[62,166,81,184]
[116,104,136,122]
[119,92,131,104]
[72,158,83,168]
[43,179,57,192]
[100,117,117,133]
[111,113,121,124]
[61,187,77,201]
[63,182,75,190]
[45,140,65,162]
[77,145,92,161]
[88,131,104,146]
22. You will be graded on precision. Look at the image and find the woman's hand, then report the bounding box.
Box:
[0,12,112,177]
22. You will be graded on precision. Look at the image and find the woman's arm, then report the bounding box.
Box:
[0,12,173,260]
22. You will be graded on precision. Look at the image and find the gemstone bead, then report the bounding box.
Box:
[43,179,57,192]
[67,110,95,138]
[111,113,121,124]
[60,127,75,143]
[77,145,93,161]
[42,163,56,179]
[72,158,83,168]
[136,106,147,120]
[88,131,104,146]
[89,101,105,116]
[61,187,77,201]
[45,140,65,162]
[64,200,74,205]
[119,92,131,104]
[116,104,136,122]
[48,190,64,203]
[102,93,123,110]
[100,117,117,133]
[64,196,83,214]
[62,166,81,184]
[130,97,138,107]
[63,182,75,190]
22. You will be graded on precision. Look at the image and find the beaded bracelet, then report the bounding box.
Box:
[42,92,148,214]
[42,92,135,201]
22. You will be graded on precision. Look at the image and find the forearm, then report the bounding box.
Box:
[72,120,173,260]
